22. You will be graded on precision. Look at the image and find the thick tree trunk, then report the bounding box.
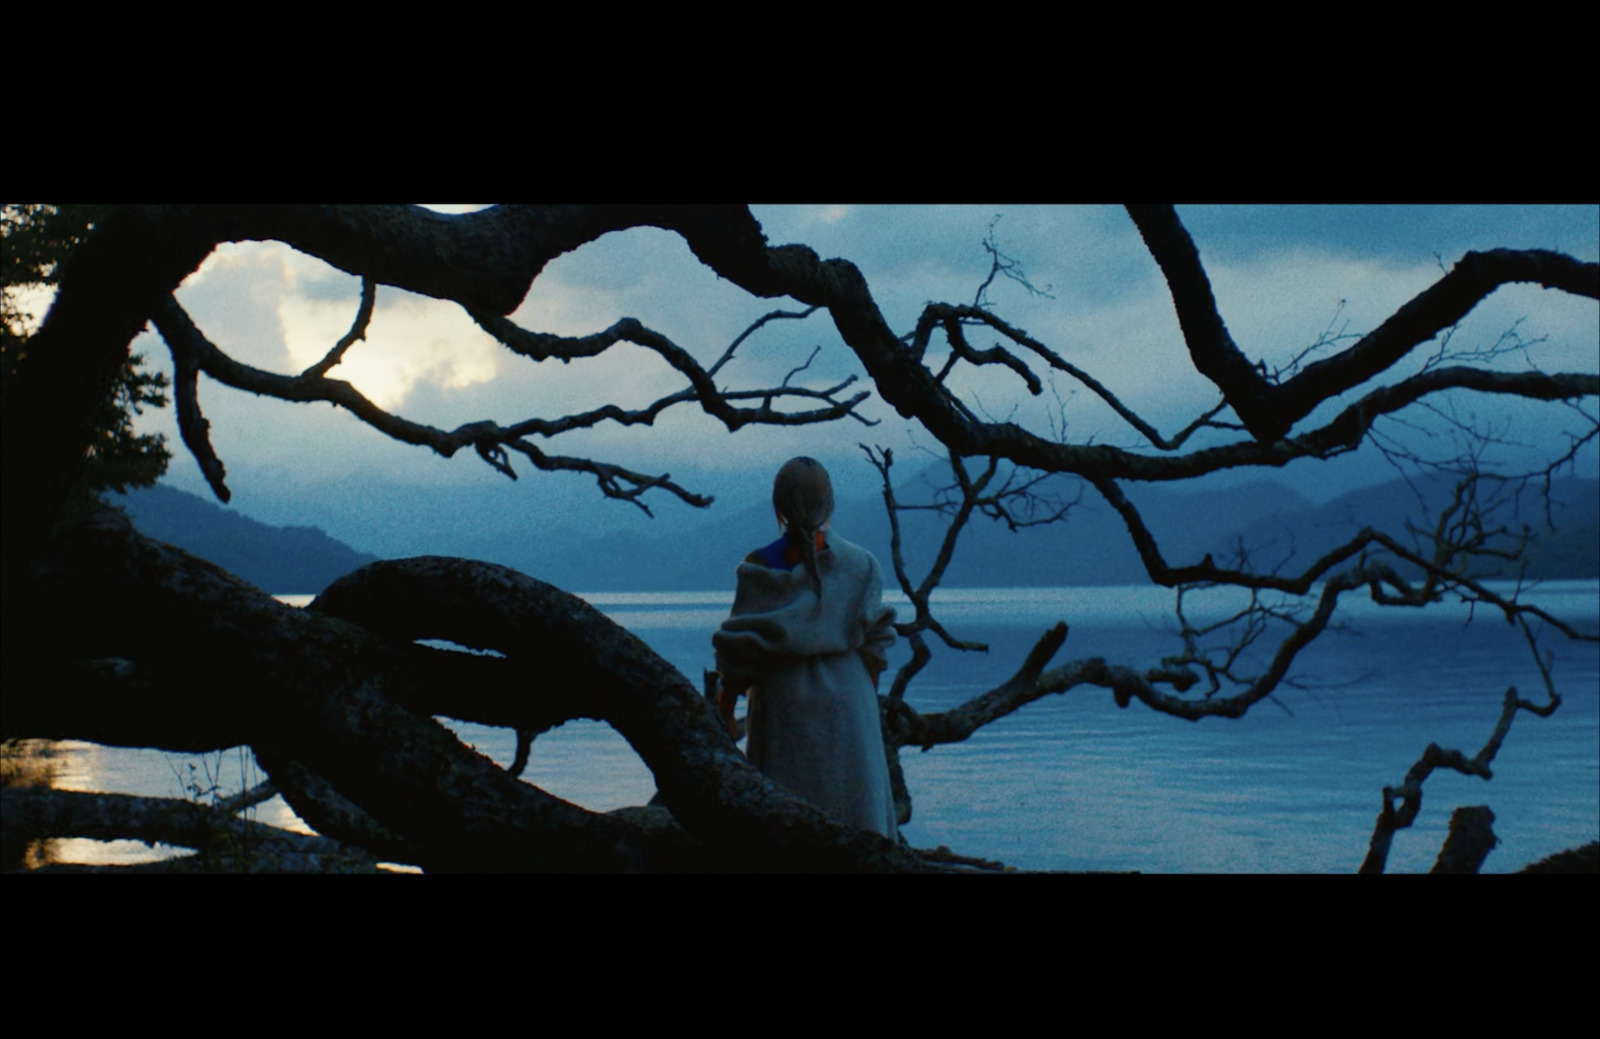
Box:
[2,506,929,872]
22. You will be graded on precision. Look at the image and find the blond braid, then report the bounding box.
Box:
[773,456,833,607]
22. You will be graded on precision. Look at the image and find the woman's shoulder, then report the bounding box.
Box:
[744,534,792,570]
[736,531,878,577]
[825,533,875,569]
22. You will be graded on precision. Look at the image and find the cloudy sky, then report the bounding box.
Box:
[117,204,1598,532]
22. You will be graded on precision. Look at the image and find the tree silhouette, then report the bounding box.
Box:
[2,205,1594,872]
[2,204,169,509]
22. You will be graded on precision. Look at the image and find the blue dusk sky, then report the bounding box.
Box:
[97,203,1599,531]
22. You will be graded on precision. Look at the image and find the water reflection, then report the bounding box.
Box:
[42,742,312,868]
[17,581,1595,872]
[1,740,61,870]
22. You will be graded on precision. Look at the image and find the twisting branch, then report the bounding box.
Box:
[6,202,1595,873]
[1125,204,1273,437]
[881,459,1591,756]
[6,509,931,871]
[496,435,713,514]
[863,442,1088,825]
[167,307,230,503]
[0,785,380,873]
[878,621,1203,753]
[782,345,824,388]
[896,318,1596,489]
[1280,249,1598,427]
[1358,680,1559,874]
[1526,404,1600,501]
[308,555,929,871]
[1431,806,1498,875]
[15,203,1589,556]
[881,548,1557,753]
[928,305,1042,391]
[250,749,428,868]
[1166,582,1306,701]
[949,453,1082,533]
[860,212,1587,837]
[863,442,1037,825]
[1265,299,1360,385]
[303,277,376,379]
[1419,316,1544,374]
[973,216,1055,310]
[1085,469,1599,648]
[862,445,993,702]
[911,301,1232,451]
[1375,400,1600,537]
[469,312,872,434]
[1127,204,1600,443]
[709,305,823,377]
[153,293,870,513]
[213,778,277,816]
[1071,469,1594,727]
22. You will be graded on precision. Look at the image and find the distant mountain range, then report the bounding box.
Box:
[113,485,379,595]
[520,468,1596,592]
[116,472,1599,595]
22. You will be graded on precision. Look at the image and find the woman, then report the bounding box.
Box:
[712,457,899,838]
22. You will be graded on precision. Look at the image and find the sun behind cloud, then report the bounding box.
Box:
[276,258,501,411]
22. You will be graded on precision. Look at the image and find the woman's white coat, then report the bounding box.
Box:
[713,534,898,837]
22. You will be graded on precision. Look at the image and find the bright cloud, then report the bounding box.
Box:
[128,205,1594,502]
[278,287,501,412]
[230,248,500,412]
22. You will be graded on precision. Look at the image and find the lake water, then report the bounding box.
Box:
[40,581,1600,873]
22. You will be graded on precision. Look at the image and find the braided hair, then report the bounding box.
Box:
[773,456,833,607]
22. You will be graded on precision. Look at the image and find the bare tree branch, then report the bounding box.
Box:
[0,785,379,872]
[1125,204,1275,438]
[973,215,1055,310]
[861,444,991,668]
[667,207,1598,488]
[921,304,1042,392]
[167,306,230,503]
[4,507,935,871]
[1084,469,1600,646]
[5,203,1594,872]
[303,277,377,379]
[1518,841,1600,874]
[709,305,823,378]
[214,778,277,816]
[249,749,428,868]
[153,295,870,512]
[12,203,1589,553]
[472,312,872,433]
[305,556,932,871]
[1126,204,1600,443]
[1430,806,1498,875]
[912,301,1230,451]
[875,451,1590,761]
[1359,682,1558,874]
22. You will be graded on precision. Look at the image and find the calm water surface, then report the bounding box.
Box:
[46,582,1600,873]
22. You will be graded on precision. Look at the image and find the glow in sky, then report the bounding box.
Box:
[83,204,1599,518]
